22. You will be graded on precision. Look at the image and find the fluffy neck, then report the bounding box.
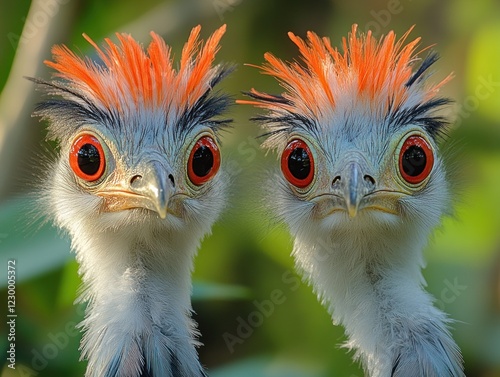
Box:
[293,219,464,377]
[71,221,205,377]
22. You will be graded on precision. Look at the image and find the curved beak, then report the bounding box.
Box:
[345,162,364,218]
[334,161,375,218]
[97,160,174,219]
[127,160,172,219]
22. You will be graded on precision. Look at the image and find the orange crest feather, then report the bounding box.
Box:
[45,25,226,111]
[239,24,452,119]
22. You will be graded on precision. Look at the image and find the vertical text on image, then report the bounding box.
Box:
[7,259,17,370]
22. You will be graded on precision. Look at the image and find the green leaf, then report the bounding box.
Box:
[0,197,71,287]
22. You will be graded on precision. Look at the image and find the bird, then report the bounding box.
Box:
[239,24,464,377]
[29,25,232,377]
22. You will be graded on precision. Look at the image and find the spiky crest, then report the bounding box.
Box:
[239,24,452,122]
[44,25,226,114]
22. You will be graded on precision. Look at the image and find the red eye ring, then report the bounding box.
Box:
[398,135,434,184]
[188,136,221,186]
[69,134,106,182]
[281,139,315,188]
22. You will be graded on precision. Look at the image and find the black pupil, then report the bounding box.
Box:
[192,145,214,177]
[288,148,311,180]
[402,145,426,177]
[77,144,101,176]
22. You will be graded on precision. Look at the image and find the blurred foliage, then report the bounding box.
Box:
[1,0,500,376]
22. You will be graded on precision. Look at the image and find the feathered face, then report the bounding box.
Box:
[32,26,231,235]
[241,25,452,236]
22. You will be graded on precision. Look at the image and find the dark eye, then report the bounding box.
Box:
[398,135,434,184]
[188,136,221,185]
[69,134,106,182]
[281,139,314,188]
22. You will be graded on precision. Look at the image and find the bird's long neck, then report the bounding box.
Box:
[72,223,205,377]
[293,221,463,377]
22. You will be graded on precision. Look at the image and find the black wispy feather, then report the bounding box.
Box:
[240,90,319,138]
[27,77,123,138]
[389,97,452,139]
[406,53,440,88]
[176,69,234,136]
[27,64,234,140]
[242,51,451,140]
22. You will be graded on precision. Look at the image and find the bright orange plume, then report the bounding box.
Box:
[239,24,452,119]
[45,25,226,112]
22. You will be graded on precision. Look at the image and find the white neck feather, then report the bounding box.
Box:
[293,220,463,377]
[70,221,203,377]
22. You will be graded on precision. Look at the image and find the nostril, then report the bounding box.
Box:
[168,174,175,187]
[130,174,142,185]
[332,176,341,186]
[364,175,375,185]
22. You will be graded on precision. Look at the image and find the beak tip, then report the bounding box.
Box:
[347,205,358,218]
[156,206,168,219]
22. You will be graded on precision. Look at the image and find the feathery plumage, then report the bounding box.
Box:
[240,24,464,377]
[31,25,231,377]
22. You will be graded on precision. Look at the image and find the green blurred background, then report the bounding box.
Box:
[1,0,500,376]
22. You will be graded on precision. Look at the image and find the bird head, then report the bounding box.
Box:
[240,25,453,239]
[32,25,231,236]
